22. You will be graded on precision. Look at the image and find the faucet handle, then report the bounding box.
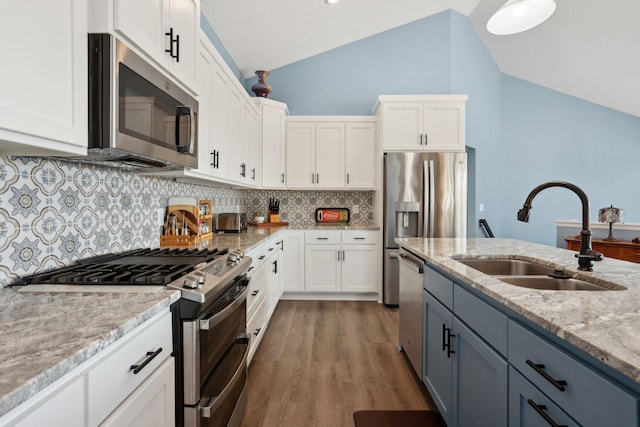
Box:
[575,250,603,262]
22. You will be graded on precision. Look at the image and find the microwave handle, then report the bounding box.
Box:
[175,106,195,154]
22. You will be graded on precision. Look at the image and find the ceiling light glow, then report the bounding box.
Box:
[325,0,339,4]
[487,0,556,35]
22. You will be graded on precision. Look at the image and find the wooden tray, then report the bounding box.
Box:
[248,221,289,228]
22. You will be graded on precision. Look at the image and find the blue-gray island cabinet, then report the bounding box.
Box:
[396,237,640,427]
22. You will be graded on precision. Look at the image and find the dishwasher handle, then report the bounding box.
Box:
[398,251,424,274]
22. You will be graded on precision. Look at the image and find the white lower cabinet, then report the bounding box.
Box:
[100,357,175,427]
[301,230,378,296]
[0,374,84,427]
[282,230,305,293]
[0,309,174,427]
[245,235,284,364]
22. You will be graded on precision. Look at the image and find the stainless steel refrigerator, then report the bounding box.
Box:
[383,152,467,305]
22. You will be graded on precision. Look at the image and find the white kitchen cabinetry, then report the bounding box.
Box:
[286,121,345,189]
[93,0,199,92]
[0,0,87,156]
[0,309,174,427]
[100,357,175,427]
[282,230,305,293]
[345,122,376,189]
[286,117,376,190]
[255,98,288,189]
[302,230,378,296]
[0,374,84,427]
[376,95,466,152]
[158,31,260,188]
[245,235,284,363]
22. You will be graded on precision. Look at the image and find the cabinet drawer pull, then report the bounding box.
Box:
[130,348,163,375]
[354,237,366,240]
[316,237,328,240]
[258,255,266,260]
[251,290,259,296]
[527,399,568,427]
[526,359,567,391]
[253,328,262,336]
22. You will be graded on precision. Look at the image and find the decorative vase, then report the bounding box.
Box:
[251,70,272,98]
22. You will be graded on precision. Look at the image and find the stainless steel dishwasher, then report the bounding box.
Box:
[398,248,424,379]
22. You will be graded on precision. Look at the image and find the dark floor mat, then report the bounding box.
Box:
[353,410,445,427]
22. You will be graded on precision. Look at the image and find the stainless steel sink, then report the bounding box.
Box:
[455,257,626,291]
[456,258,555,275]
[498,276,614,291]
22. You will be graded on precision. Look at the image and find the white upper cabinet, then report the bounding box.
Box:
[286,121,345,189]
[285,117,375,190]
[92,0,199,92]
[255,98,288,189]
[376,95,466,152]
[0,0,88,156]
[345,122,375,189]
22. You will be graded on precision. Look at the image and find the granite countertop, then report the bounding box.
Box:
[396,237,640,385]
[196,224,379,254]
[0,288,180,417]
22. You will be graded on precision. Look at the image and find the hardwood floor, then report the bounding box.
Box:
[241,300,436,427]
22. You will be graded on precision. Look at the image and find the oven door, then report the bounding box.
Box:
[184,337,249,427]
[182,277,249,405]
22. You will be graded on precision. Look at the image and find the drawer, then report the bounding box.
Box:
[508,320,638,427]
[247,264,267,316]
[246,246,270,274]
[509,366,579,427]
[87,311,172,426]
[305,230,340,244]
[423,264,453,310]
[247,297,267,363]
[454,284,507,356]
[341,230,377,245]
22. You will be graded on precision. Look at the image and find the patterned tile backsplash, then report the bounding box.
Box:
[244,190,373,226]
[0,155,373,286]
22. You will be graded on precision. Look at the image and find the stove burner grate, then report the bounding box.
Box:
[10,247,230,287]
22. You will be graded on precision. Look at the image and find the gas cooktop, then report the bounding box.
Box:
[11,247,251,304]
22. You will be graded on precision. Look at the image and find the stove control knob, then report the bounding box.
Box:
[183,276,198,289]
[194,272,206,286]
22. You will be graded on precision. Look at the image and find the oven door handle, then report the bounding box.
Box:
[200,336,250,418]
[199,280,249,331]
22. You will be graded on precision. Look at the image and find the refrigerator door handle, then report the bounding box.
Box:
[424,160,435,237]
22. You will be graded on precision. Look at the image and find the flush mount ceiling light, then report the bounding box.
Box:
[325,0,339,4]
[487,0,556,35]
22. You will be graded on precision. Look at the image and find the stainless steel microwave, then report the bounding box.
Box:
[87,34,198,170]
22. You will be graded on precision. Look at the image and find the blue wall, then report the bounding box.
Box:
[500,75,640,245]
[204,10,640,247]
[246,12,454,115]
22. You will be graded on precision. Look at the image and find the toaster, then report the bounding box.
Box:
[216,213,247,233]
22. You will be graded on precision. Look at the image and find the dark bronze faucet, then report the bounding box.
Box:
[517,181,603,271]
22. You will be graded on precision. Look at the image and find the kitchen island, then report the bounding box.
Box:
[396,237,640,427]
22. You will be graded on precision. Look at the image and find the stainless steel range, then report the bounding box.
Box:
[11,247,252,427]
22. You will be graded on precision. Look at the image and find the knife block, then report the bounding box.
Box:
[268,209,280,223]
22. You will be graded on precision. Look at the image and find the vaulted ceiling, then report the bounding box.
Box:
[202,0,640,118]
